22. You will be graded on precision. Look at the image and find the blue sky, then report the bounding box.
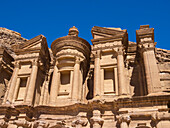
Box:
[1,0,170,50]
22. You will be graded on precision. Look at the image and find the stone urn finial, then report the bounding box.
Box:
[68,26,79,36]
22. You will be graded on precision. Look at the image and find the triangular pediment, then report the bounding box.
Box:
[91,26,127,40]
[14,34,50,61]
[19,35,43,49]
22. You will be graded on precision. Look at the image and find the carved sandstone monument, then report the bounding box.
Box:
[0,25,170,128]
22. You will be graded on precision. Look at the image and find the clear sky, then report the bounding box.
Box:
[1,0,170,50]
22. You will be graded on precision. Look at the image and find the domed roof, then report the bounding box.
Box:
[51,26,91,61]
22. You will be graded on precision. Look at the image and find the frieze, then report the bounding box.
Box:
[51,40,90,59]
[55,49,85,60]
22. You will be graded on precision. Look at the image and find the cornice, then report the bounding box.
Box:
[91,36,124,44]
[136,25,154,44]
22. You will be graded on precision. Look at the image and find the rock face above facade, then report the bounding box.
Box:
[0,25,170,128]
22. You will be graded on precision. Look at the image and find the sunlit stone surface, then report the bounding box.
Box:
[0,25,170,128]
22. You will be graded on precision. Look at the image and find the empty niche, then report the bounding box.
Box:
[58,71,71,97]
[61,71,70,85]
[17,77,28,100]
[104,68,115,95]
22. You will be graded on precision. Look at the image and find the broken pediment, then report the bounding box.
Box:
[18,35,44,50]
[14,35,49,56]
[14,35,51,70]
[91,26,127,42]
[91,26,128,49]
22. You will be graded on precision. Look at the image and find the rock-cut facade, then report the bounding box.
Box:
[0,25,170,128]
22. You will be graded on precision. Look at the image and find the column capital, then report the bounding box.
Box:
[14,61,20,68]
[117,115,131,124]
[75,56,81,64]
[32,59,39,66]
[94,50,101,58]
[13,120,32,128]
[138,42,155,54]
[117,47,124,55]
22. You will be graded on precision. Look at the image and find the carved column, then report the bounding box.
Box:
[142,48,161,94]
[90,110,104,128]
[72,57,80,101]
[136,25,161,94]
[49,61,60,105]
[93,50,101,97]
[117,47,127,95]
[25,59,38,104]
[7,61,20,102]
[117,115,131,128]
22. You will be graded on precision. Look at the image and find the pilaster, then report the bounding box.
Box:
[25,59,39,104]
[7,61,20,103]
[72,57,81,101]
[117,47,127,95]
[136,25,161,94]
